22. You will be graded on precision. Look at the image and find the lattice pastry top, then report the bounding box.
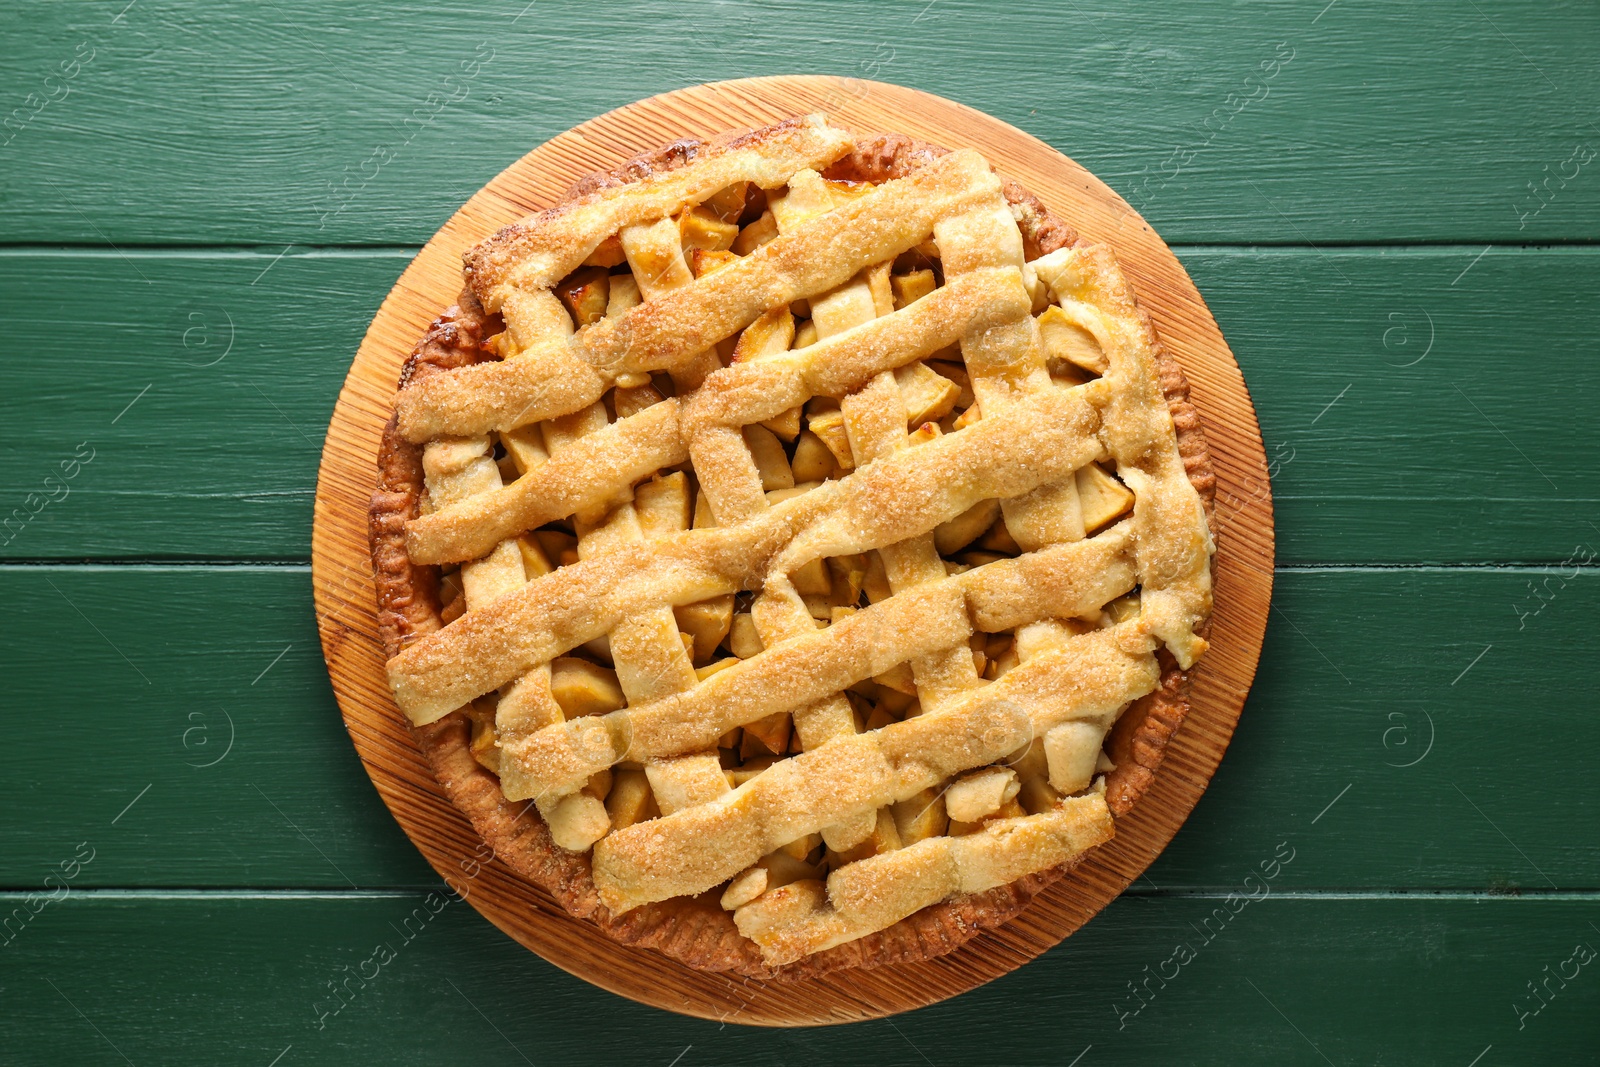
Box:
[370,115,1214,975]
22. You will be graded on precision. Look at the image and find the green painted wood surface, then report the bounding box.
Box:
[5,566,1594,891]
[1,565,434,889]
[4,894,1595,1064]
[0,250,408,562]
[2,0,1598,245]
[4,0,1597,1060]
[3,246,1595,564]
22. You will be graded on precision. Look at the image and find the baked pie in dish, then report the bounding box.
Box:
[370,115,1215,978]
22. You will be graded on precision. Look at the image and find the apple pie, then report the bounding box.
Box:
[369,115,1214,979]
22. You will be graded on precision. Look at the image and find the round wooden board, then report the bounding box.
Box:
[311,76,1275,1027]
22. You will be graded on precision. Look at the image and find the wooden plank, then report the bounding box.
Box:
[1150,565,1600,891]
[1,893,1593,1055]
[1182,245,1600,565]
[5,566,1596,890]
[2,565,434,888]
[0,250,410,560]
[2,246,1594,563]
[1,1,1597,246]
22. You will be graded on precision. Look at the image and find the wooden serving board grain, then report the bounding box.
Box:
[310,76,1274,1027]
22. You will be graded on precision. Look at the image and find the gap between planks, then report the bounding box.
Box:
[4,561,1593,572]
[5,241,1600,255]
[4,888,1595,901]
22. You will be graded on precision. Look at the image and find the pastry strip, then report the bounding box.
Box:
[395,151,1003,441]
[591,623,1157,912]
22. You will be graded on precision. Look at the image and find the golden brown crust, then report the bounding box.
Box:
[561,138,705,200]
[369,123,1215,980]
[823,133,1079,262]
[463,115,854,301]
[371,297,489,657]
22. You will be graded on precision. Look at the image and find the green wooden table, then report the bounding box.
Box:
[4,1,1597,1063]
